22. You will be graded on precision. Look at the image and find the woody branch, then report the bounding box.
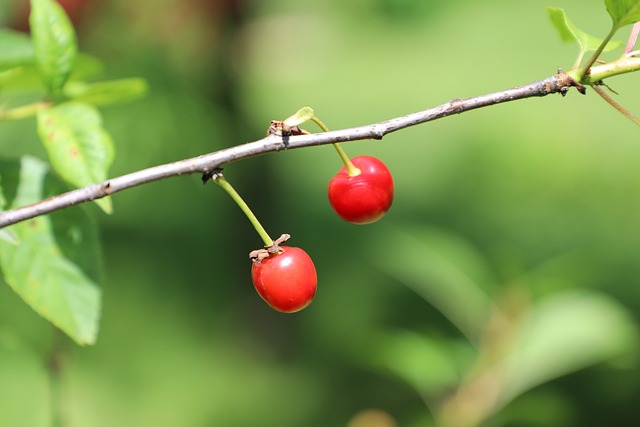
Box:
[0,71,587,229]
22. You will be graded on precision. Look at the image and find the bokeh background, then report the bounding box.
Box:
[1,0,640,426]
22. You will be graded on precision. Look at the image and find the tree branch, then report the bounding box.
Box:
[0,72,578,229]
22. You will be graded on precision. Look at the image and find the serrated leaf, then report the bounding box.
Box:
[29,0,78,95]
[606,0,640,28]
[499,291,635,406]
[548,7,622,52]
[0,29,34,69]
[37,102,114,213]
[0,156,101,345]
[63,78,149,107]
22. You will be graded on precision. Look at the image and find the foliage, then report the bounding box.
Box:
[0,0,146,345]
[0,156,101,345]
[547,7,622,67]
[29,0,77,95]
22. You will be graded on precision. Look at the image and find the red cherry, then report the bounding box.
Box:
[251,246,317,313]
[328,155,394,224]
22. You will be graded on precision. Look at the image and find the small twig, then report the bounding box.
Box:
[0,72,580,229]
[592,84,640,126]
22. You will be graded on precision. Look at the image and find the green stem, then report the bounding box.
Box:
[310,116,361,177]
[577,26,617,81]
[213,174,274,247]
[572,50,585,71]
[571,55,640,84]
[309,115,330,133]
[332,143,361,176]
[0,101,51,121]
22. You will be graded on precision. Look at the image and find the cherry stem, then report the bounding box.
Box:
[212,172,274,247]
[310,116,361,177]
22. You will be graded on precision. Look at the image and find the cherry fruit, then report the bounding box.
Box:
[251,246,317,313]
[210,170,316,313]
[328,155,394,224]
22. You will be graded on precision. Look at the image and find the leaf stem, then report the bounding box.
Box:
[572,50,586,71]
[213,172,274,247]
[310,116,361,177]
[577,26,617,81]
[0,101,51,121]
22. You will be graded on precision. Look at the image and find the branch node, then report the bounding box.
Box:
[266,120,310,137]
[449,98,465,112]
[201,167,223,184]
[370,124,385,140]
[556,69,586,96]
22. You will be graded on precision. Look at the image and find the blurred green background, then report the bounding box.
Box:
[1,0,640,426]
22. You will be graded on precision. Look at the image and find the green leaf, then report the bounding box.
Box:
[70,53,104,81]
[0,156,101,345]
[368,225,497,344]
[0,54,103,94]
[29,0,78,95]
[37,102,114,213]
[63,78,149,107]
[0,67,26,87]
[0,29,34,69]
[548,7,622,52]
[606,0,640,28]
[499,291,635,406]
[370,330,465,398]
[0,228,19,245]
